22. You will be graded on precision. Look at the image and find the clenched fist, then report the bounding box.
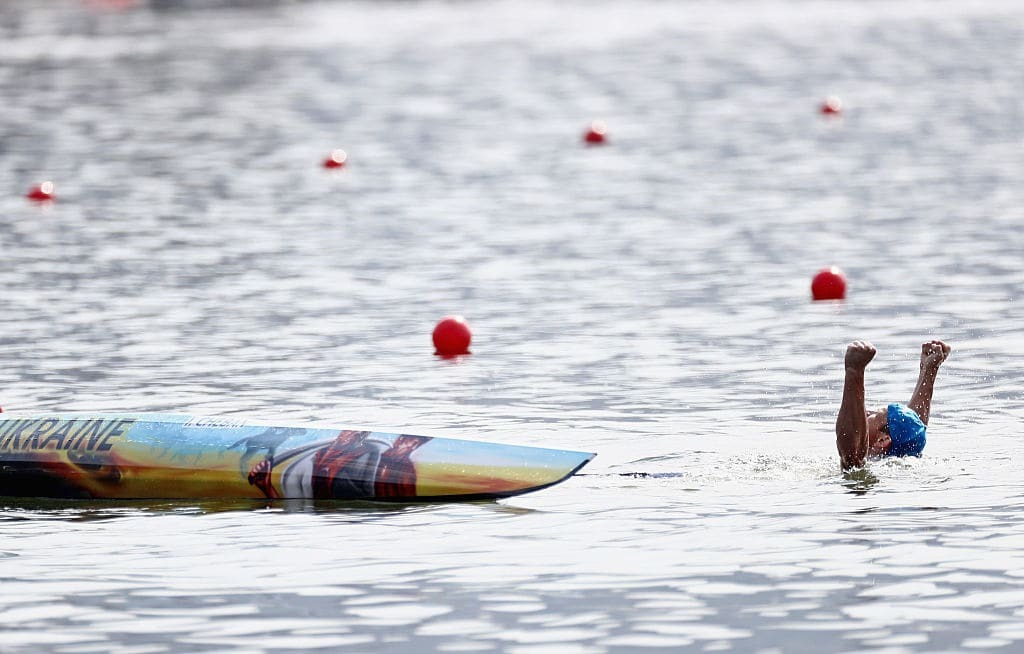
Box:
[920,340,951,373]
[845,340,876,371]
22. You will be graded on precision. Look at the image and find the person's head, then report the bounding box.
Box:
[867,404,926,458]
[886,404,927,456]
[866,409,891,456]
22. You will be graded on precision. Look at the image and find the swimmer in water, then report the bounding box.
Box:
[836,340,952,470]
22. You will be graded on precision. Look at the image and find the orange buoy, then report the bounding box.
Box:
[811,267,847,300]
[433,316,472,356]
[820,96,843,115]
[323,149,347,169]
[26,181,55,201]
[583,120,607,144]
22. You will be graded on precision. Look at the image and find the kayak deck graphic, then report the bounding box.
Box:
[0,414,594,501]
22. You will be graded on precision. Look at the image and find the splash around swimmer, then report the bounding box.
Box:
[836,340,951,470]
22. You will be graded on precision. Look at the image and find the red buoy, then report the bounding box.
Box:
[323,149,347,169]
[820,96,843,115]
[584,120,607,144]
[433,316,472,356]
[811,267,847,301]
[26,181,55,201]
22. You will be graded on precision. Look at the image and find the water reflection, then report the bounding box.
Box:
[841,468,880,495]
[0,497,532,522]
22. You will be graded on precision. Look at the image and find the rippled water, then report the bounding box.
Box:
[2,0,1024,651]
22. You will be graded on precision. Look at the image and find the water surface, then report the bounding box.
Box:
[1,0,1023,651]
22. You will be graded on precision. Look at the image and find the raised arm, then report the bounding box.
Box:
[907,340,951,425]
[836,341,876,470]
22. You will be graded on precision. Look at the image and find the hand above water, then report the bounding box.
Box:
[920,340,952,373]
[845,340,876,371]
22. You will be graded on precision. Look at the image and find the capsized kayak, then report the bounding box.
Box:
[0,413,594,501]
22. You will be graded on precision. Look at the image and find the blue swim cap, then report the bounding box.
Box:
[886,403,926,457]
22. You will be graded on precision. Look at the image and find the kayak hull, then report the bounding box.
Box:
[0,414,594,501]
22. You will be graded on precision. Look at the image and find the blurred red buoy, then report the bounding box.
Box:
[323,149,347,169]
[820,96,843,115]
[811,267,847,301]
[26,181,55,201]
[584,120,607,144]
[433,316,472,356]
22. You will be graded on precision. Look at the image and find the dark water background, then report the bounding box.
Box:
[1,0,1023,651]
